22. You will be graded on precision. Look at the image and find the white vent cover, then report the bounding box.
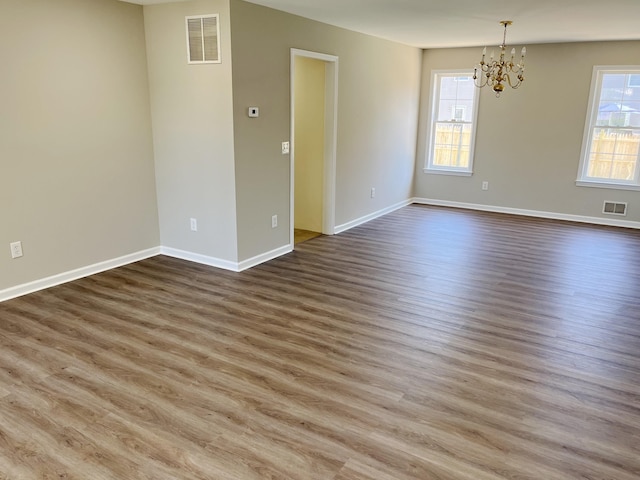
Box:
[603,201,627,216]
[186,14,220,64]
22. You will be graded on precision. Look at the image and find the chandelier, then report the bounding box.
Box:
[473,21,526,97]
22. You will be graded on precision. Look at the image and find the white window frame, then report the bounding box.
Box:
[424,70,480,176]
[576,65,640,191]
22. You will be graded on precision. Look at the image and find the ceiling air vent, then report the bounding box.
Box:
[603,201,627,216]
[186,14,220,64]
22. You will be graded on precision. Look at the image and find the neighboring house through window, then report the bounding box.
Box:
[424,71,480,176]
[577,66,640,190]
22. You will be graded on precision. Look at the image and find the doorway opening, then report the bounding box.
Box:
[290,49,338,248]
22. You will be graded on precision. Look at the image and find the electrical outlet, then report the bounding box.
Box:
[272,215,278,228]
[190,218,198,232]
[482,181,489,191]
[371,187,376,198]
[282,142,290,155]
[10,241,23,259]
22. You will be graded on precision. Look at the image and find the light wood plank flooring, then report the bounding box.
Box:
[1,204,640,479]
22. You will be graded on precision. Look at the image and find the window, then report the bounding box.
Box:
[577,66,640,189]
[424,71,480,176]
[186,15,221,64]
[628,74,640,88]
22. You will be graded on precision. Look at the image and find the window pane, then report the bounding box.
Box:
[600,74,626,101]
[427,72,478,173]
[613,131,640,156]
[434,143,452,166]
[588,152,613,178]
[588,128,640,180]
[438,99,457,121]
[433,123,471,168]
[591,128,616,154]
[612,157,637,180]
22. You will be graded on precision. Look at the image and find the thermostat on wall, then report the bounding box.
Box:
[248,107,259,118]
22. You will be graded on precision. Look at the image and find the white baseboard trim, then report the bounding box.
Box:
[161,244,292,272]
[3,197,636,303]
[237,244,292,272]
[0,247,161,303]
[412,198,640,230]
[160,247,239,272]
[334,199,413,234]
[1,242,296,303]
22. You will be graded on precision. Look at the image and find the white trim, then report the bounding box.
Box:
[161,245,292,272]
[334,199,413,234]
[290,48,339,249]
[576,180,640,191]
[412,198,640,230]
[425,69,479,176]
[236,244,292,272]
[577,65,600,183]
[160,246,238,272]
[0,247,161,302]
[1,241,298,302]
[323,56,339,236]
[162,245,292,272]
[423,168,473,177]
[577,65,640,187]
[5,194,638,303]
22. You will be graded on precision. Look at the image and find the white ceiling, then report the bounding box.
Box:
[122,0,640,49]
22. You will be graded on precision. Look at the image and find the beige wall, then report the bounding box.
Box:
[11,0,633,297]
[144,0,238,262]
[294,56,325,233]
[0,0,159,291]
[415,41,640,223]
[230,0,422,260]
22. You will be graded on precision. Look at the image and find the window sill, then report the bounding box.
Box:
[576,180,640,191]
[424,168,473,177]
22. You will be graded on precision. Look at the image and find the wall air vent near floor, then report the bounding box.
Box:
[603,201,628,216]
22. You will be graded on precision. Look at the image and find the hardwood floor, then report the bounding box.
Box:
[1,204,640,479]
[294,228,322,245]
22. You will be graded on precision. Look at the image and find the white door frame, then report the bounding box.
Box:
[290,48,339,248]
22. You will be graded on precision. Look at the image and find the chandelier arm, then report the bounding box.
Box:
[504,73,522,89]
[504,73,513,88]
[474,73,489,88]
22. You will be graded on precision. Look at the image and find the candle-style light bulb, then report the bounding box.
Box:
[521,46,527,56]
